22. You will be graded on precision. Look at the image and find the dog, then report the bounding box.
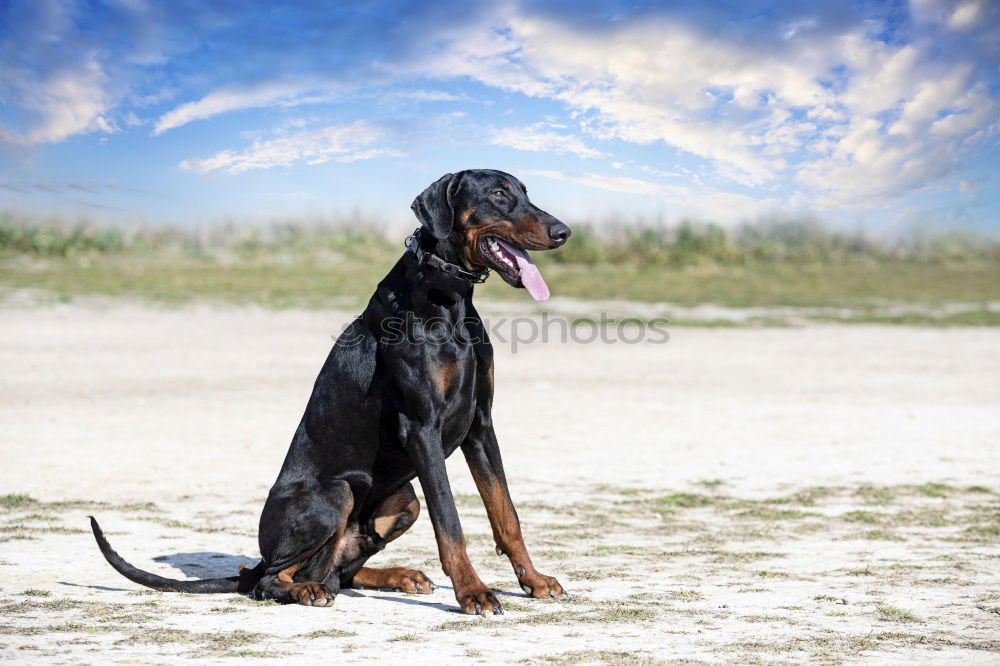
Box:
[91,169,570,615]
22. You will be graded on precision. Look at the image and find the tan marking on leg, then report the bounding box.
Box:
[470,472,563,598]
[438,532,479,590]
[473,474,527,561]
[373,485,420,542]
[318,494,355,573]
[433,360,458,397]
[438,532,501,614]
[485,363,494,391]
[276,562,300,585]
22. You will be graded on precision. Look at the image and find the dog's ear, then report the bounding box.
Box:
[411,172,463,240]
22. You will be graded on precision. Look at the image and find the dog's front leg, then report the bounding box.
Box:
[461,417,565,599]
[400,414,503,616]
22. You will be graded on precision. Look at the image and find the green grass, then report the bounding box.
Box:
[876,604,922,623]
[4,255,999,316]
[1,216,999,320]
[654,492,718,508]
[0,495,37,510]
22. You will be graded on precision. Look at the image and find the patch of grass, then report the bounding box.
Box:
[875,604,922,623]
[117,501,162,512]
[208,606,242,614]
[225,595,278,606]
[769,486,839,506]
[856,485,897,505]
[18,514,60,522]
[0,525,88,535]
[844,566,875,576]
[528,649,665,665]
[389,632,424,642]
[118,627,268,657]
[842,510,885,524]
[509,611,570,626]
[654,492,717,508]
[860,529,904,541]
[428,620,474,632]
[754,570,791,579]
[911,482,954,498]
[896,508,950,527]
[0,599,93,614]
[961,525,1000,541]
[593,544,653,556]
[452,493,482,508]
[0,494,37,510]
[22,589,51,597]
[711,550,785,563]
[663,589,703,602]
[579,602,659,622]
[734,507,818,520]
[742,614,790,623]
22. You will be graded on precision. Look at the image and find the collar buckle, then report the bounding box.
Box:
[406,228,490,284]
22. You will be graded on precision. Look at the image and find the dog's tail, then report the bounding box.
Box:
[89,516,262,594]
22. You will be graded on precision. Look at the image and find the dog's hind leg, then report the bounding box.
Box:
[251,478,354,607]
[342,483,435,594]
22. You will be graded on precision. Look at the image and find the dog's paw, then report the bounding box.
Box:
[390,568,435,594]
[354,566,435,594]
[290,582,336,607]
[456,585,503,616]
[516,565,564,599]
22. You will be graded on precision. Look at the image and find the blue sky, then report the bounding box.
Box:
[1,0,998,234]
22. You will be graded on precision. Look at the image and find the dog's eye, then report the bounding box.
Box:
[491,190,506,198]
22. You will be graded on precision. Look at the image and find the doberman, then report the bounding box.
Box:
[91,169,571,615]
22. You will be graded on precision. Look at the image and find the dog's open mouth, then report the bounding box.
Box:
[478,235,550,301]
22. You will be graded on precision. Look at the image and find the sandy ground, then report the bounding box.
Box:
[1,303,998,664]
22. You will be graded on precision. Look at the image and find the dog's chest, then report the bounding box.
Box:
[437,353,482,455]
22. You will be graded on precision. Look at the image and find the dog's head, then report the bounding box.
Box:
[410,169,571,300]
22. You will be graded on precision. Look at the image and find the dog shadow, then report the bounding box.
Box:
[86,552,530,614]
[362,583,531,614]
[152,552,258,578]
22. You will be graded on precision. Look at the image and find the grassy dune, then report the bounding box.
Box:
[2,214,998,323]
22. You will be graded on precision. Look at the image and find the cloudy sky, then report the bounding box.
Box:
[1,0,998,233]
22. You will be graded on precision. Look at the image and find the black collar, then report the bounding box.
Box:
[405,228,490,284]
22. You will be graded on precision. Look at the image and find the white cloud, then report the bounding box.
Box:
[0,0,164,146]
[4,2,997,220]
[179,121,389,174]
[910,0,988,30]
[154,79,333,135]
[490,124,605,158]
[522,169,683,196]
[437,10,998,204]
[18,59,117,144]
[522,168,781,222]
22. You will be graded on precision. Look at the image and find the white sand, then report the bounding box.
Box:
[1,304,998,664]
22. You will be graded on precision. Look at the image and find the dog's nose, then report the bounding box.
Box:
[548,222,571,246]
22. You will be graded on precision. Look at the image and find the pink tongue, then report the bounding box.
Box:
[496,239,550,301]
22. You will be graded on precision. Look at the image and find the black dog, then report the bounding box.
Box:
[91,169,570,615]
